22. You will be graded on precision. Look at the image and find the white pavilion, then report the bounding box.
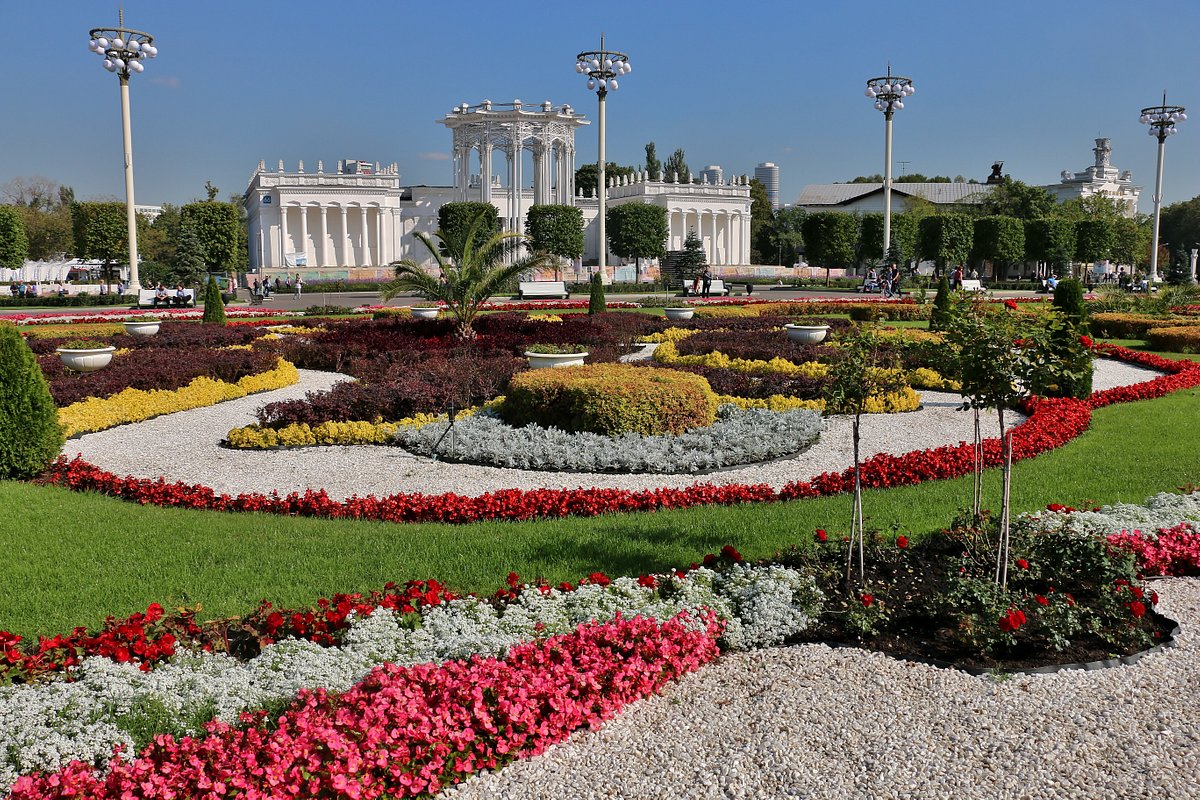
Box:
[243,100,752,283]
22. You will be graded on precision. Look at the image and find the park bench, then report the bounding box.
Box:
[137,288,195,308]
[960,279,985,292]
[682,279,731,297]
[518,280,570,299]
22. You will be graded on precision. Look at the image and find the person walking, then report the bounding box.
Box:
[700,266,712,298]
[951,264,964,291]
[293,273,303,298]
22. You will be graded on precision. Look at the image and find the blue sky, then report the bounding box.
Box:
[2,0,1197,211]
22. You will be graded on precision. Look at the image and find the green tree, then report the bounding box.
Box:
[173,220,209,286]
[749,179,774,263]
[664,148,690,183]
[201,276,226,325]
[0,207,29,269]
[574,162,636,197]
[644,142,662,181]
[1112,216,1151,270]
[858,213,885,266]
[765,206,806,266]
[890,211,922,266]
[822,328,906,593]
[588,272,606,315]
[381,209,552,338]
[929,273,952,331]
[72,201,127,283]
[1074,218,1115,267]
[2,177,74,260]
[180,201,240,276]
[978,177,1055,220]
[205,181,219,202]
[1025,218,1076,274]
[918,213,973,270]
[677,228,707,284]
[801,212,858,284]
[0,322,63,479]
[1160,196,1200,264]
[971,215,1024,279]
[438,202,501,247]
[607,203,668,264]
[524,205,584,280]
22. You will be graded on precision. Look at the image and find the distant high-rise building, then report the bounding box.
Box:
[755,162,780,210]
[699,165,723,184]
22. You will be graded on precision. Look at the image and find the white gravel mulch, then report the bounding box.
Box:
[441,578,1200,800]
[63,358,1162,501]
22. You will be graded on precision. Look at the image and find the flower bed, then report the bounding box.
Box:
[8,613,721,800]
[59,359,299,437]
[8,307,300,326]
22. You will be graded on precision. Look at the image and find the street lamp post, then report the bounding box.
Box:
[1139,93,1186,285]
[864,66,915,266]
[575,34,631,282]
[88,12,158,293]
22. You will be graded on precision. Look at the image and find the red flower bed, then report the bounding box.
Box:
[9,308,298,325]
[0,580,457,684]
[11,612,721,800]
[1087,343,1200,408]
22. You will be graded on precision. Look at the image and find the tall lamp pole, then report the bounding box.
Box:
[88,11,158,293]
[865,66,915,266]
[1139,93,1186,285]
[575,34,631,282]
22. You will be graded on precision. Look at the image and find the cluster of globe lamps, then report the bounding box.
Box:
[88,33,158,73]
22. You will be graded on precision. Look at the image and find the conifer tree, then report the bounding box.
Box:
[0,323,63,478]
[202,276,226,325]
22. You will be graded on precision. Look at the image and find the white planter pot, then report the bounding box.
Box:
[525,351,588,369]
[784,324,830,344]
[410,307,440,320]
[56,346,117,372]
[122,320,160,336]
[663,307,695,321]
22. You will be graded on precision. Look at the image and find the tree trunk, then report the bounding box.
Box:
[972,406,983,520]
[994,406,1013,586]
[845,413,865,594]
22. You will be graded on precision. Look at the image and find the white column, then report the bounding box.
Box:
[375,208,384,267]
[319,206,329,267]
[360,207,370,267]
[298,206,309,266]
[481,143,492,203]
[340,207,350,267]
[279,204,290,268]
[533,146,544,206]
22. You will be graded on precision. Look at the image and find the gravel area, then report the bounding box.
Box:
[441,577,1200,800]
[63,358,1164,501]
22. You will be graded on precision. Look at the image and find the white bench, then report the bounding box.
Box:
[683,279,731,297]
[960,279,985,292]
[518,280,569,299]
[138,288,196,308]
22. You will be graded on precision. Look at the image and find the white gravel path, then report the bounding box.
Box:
[63,358,1162,501]
[441,578,1200,800]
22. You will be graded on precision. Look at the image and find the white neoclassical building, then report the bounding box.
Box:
[1041,138,1141,217]
[243,99,752,282]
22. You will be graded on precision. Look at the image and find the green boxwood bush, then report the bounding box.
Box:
[0,323,64,478]
[202,276,226,326]
[500,363,718,435]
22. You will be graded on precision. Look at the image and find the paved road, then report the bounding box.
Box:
[0,285,1043,317]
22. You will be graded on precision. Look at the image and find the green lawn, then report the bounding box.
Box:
[4,385,1199,638]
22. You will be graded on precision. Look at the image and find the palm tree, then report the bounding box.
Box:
[380,212,551,338]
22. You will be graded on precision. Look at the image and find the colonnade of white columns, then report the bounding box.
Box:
[665,208,749,266]
[278,203,392,268]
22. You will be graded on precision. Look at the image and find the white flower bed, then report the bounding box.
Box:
[1014,491,1200,538]
[393,406,824,473]
[0,565,823,790]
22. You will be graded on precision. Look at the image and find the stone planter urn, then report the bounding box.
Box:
[122,320,160,336]
[410,307,440,320]
[525,350,588,369]
[56,345,117,372]
[784,324,830,344]
[663,307,695,321]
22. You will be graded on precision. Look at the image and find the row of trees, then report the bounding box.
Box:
[0,176,246,287]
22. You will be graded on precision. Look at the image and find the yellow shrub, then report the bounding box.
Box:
[906,367,959,391]
[719,394,825,412]
[692,305,763,318]
[501,363,718,435]
[225,408,477,449]
[530,315,564,323]
[1145,326,1200,353]
[652,339,829,378]
[1089,312,1199,339]
[21,322,126,339]
[59,358,299,437]
[639,327,701,343]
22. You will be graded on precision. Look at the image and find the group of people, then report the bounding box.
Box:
[251,273,304,301]
[689,266,713,297]
[150,284,192,308]
[862,263,906,298]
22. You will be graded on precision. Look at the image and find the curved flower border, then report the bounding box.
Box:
[40,345,1197,525]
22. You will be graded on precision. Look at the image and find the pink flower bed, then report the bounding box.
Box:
[8,307,300,325]
[11,612,721,800]
[1108,523,1200,576]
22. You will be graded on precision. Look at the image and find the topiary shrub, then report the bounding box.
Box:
[929,274,952,331]
[500,363,718,435]
[202,276,226,325]
[1052,278,1088,333]
[588,272,605,315]
[0,322,64,477]
[1145,326,1200,353]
